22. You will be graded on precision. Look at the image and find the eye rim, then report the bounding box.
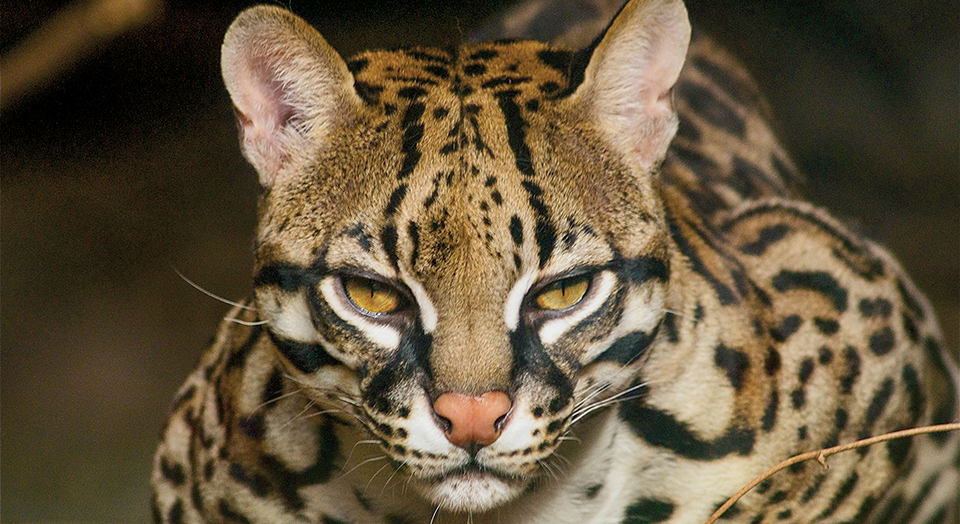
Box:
[337,271,411,318]
[527,271,597,315]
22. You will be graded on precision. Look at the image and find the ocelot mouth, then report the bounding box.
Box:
[413,464,531,512]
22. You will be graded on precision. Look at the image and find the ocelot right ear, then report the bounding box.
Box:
[221,6,362,187]
[569,0,690,173]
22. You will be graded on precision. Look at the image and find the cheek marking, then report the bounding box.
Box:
[320,277,401,348]
[580,283,665,364]
[504,270,538,331]
[263,290,361,368]
[538,271,616,345]
[401,269,437,333]
[268,292,319,342]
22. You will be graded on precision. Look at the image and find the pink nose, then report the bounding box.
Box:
[432,391,512,448]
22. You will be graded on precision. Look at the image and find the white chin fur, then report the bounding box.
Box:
[415,472,528,512]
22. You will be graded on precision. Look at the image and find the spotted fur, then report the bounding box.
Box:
[153,0,959,522]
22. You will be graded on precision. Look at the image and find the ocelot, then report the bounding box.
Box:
[152,0,959,522]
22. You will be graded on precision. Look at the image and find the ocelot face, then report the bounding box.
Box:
[222,0,689,511]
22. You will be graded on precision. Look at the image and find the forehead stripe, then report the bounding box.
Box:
[521,181,555,269]
[493,89,535,177]
[384,183,407,216]
[380,225,399,270]
[397,101,426,181]
[408,222,421,268]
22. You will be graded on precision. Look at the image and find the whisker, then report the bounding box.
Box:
[296,407,354,420]
[339,439,383,472]
[277,399,317,431]
[252,388,303,413]
[536,458,560,483]
[337,454,387,480]
[429,503,443,524]
[364,461,395,495]
[574,381,611,411]
[661,307,695,322]
[173,267,256,311]
[224,316,270,326]
[570,380,653,425]
[379,461,405,496]
[551,451,572,468]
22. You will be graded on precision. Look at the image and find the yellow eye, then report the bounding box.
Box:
[343,276,403,315]
[535,276,590,310]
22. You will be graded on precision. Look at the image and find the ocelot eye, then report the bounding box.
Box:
[534,275,590,310]
[342,276,404,315]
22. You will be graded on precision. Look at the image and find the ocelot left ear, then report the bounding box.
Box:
[221,6,362,186]
[571,0,690,172]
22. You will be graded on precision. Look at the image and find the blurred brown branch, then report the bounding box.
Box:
[1,0,161,113]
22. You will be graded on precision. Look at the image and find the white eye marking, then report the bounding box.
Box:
[320,277,400,348]
[260,290,362,368]
[504,270,538,330]
[268,291,319,342]
[401,268,437,333]
[538,271,616,345]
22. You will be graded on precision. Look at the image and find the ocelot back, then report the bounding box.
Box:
[151,0,959,522]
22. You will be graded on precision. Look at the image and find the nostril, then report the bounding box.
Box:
[434,413,453,434]
[494,410,510,432]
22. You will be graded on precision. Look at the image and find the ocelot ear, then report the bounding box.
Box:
[571,0,690,172]
[221,6,361,186]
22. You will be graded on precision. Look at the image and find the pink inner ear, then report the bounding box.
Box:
[230,52,301,183]
[238,54,297,137]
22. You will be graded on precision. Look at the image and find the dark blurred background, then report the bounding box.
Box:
[2,0,957,521]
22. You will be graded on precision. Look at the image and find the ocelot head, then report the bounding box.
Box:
[221,0,690,512]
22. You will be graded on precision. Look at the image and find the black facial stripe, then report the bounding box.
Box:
[594,322,661,365]
[509,215,524,246]
[255,262,318,293]
[267,330,339,374]
[510,327,574,412]
[363,330,433,414]
[618,255,669,284]
[519,181,556,269]
[385,184,408,216]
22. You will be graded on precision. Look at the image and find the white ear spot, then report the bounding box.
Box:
[573,0,691,171]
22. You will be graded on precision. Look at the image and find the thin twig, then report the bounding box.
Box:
[704,422,960,524]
